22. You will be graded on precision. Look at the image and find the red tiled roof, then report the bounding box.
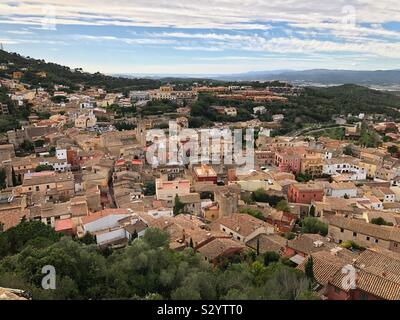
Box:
[55,218,73,232]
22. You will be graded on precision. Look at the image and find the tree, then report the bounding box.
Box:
[20,140,34,153]
[388,145,399,156]
[35,164,54,172]
[79,232,96,245]
[0,168,6,189]
[173,195,185,216]
[371,217,394,226]
[300,217,328,236]
[240,207,264,220]
[252,188,285,206]
[256,238,260,256]
[276,200,290,212]
[304,256,314,282]
[309,205,316,217]
[343,145,354,156]
[143,181,155,196]
[11,167,18,186]
[142,228,169,248]
[263,251,280,266]
[0,220,61,258]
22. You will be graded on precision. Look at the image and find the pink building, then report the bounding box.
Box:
[274,151,301,175]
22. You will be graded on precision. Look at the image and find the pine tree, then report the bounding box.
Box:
[11,167,17,186]
[0,168,6,189]
[309,205,316,217]
[305,256,315,282]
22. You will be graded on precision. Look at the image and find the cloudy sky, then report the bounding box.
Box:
[1,0,400,74]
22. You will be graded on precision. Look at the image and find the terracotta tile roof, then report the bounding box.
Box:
[288,234,336,255]
[217,214,274,238]
[55,218,73,232]
[246,234,287,254]
[328,248,400,300]
[197,238,245,260]
[0,209,28,230]
[297,250,354,286]
[327,216,400,242]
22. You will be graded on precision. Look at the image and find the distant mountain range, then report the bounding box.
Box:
[212,69,400,86]
[116,69,400,87]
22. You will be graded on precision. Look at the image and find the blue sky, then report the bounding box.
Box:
[1,0,400,74]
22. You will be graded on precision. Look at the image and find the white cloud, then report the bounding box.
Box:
[1,0,400,29]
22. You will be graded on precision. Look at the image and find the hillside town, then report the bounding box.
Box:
[1,53,400,301]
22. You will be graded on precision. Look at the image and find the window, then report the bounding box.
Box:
[340,228,344,233]
[394,243,398,248]
[237,236,241,241]
[375,239,379,244]
[353,232,357,237]
[36,186,40,191]
[366,237,370,241]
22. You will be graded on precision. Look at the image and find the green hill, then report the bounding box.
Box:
[0,50,161,92]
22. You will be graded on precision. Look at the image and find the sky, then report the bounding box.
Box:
[0,0,400,74]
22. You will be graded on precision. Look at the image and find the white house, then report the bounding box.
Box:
[81,209,147,246]
[325,182,358,198]
[323,157,367,181]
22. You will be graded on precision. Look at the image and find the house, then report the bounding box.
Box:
[149,214,228,251]
[327,216,400,253]
[297,249,359,298]
[197,238,245,263]
[300,154,324,177]
[327,248,400,300]
[21,171,75,202]
[253,106,266,115]
[80,208,148,246]
[265,209,297,233]
[155,179,191,204]
[216,213,275,243]
[323,156,367,181]
[275,150,301,175]
[283,234,339,262]
[372,187,396,203]
[246,233,287,255]
[224,107,237,117]
[288,182,324,204]
[192,165,217,184]
[75,111,97,128]
[179,193,201,215]
[314,197,357,218]
[325,182,358,198]
[0,192,28,228]
[54,218,74,235]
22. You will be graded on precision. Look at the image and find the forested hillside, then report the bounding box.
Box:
[0,50,161,92]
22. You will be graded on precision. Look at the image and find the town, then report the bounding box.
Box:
[1,49,400,301]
